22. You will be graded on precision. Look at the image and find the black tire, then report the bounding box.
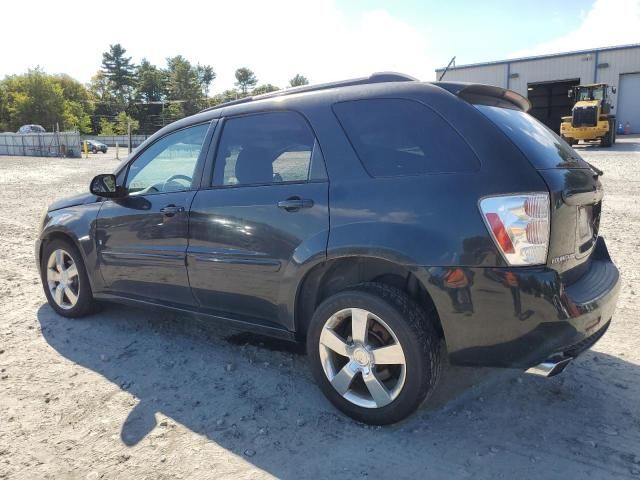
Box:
[92,147,98,154]
[601,121,614,147]
[306,282,441,425]
[561,135,575,146]
[612,120,617,144]
[40,238,97,318]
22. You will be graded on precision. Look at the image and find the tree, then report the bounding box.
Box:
[166,55,206,115]
[88,71,116,134]
[99,117,115,135]
[2,68,65,131]
[252,84,280,95]
[289,74,309,87]
[196,64,215,97]
[63,101,92,133]
[113,111,139,135]
[101,44,136,106]
[0,84,8,131]
[234,68,257,95]
[135,58,166,103]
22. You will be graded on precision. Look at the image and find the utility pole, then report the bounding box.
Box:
[128,121,132,154]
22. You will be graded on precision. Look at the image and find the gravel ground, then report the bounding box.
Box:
[1,140,639,479]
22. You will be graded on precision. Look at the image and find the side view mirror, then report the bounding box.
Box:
[90,174,125,198]
[612,87,617,94]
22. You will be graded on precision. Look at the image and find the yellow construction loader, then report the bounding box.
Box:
[560,83,617,147]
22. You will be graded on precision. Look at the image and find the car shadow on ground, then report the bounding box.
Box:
[37,302,640,479]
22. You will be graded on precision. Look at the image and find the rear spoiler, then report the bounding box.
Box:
[434,82,531,112]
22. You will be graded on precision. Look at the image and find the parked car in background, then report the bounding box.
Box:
[35,73,620,424]
[17,124,46,134]
[82,140,108,154]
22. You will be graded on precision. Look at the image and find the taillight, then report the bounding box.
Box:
[479,193,550,266]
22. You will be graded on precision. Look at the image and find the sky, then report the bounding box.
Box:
[1,0,639,93]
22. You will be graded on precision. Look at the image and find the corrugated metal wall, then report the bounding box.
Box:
[0,132,81,157]
[435,45,640,133]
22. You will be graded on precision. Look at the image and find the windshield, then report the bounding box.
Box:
[577,87,604,101]
[476,105,589,169]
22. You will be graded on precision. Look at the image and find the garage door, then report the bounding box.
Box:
[617,73,640,134]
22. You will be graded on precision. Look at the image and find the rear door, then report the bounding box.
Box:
[96,122,212,306]
[187,111,329,329]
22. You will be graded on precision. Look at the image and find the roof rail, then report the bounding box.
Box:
[200,72,418,113]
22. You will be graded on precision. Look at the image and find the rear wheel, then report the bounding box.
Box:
[40,239,97,318]
[306,283,441,424]
[561,135,576,146]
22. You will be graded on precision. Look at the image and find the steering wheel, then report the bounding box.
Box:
[162,174,192,191]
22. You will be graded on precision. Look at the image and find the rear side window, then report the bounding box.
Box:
[333,98,479,177]
[212,111,325,186]
[476,105,588,169]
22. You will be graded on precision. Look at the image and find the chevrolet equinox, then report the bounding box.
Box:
[36,73,620,424]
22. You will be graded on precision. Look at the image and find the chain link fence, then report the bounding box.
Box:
[0,132,82,157]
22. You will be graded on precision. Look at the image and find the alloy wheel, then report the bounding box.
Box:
[319,308,407,408]
[46,249,80,310]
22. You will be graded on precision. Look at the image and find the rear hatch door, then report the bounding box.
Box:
[475,104,603,278]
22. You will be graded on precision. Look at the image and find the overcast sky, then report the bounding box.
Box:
[1,0,639,92]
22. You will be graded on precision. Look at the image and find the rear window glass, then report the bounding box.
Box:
[333,98,479,177]
[476,105,588,169]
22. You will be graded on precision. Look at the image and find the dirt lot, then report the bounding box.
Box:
[1,140,640,479]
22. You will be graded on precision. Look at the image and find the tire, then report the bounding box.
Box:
[306,282,441,425]
[601,121,614,147]
[612,120,617,144]
[40,238,97,318]
[92,147,98,154]
[561,135,575,146]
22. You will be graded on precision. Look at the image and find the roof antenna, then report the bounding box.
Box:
[438,56,456,81]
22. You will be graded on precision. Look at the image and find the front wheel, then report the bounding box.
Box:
[306,283,441,424]
[40,239,97,317]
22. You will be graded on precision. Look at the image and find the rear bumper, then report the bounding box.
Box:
[425,237,620,368]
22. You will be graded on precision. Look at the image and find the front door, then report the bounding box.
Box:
[187,112,329,328]
[96,122,211,306]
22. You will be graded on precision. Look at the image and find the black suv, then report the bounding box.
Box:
[36,73,620,424]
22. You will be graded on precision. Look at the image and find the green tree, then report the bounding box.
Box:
[101,43,136,106]
[63,101,92,133]
[99,117,115,135]
[135,58,166,103]
[252,84,280,95]
[0,83,9,131]
[56,74,94,132]
[166,55,206,115]
[163,102,185,124]
[114,111,139,135]
[3,68,65,131]
[234,68,257,96]
[196,64,215,97]
[289,74,309,87]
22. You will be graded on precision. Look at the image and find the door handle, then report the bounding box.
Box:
[277,197,314,211]
[160,204,185,216]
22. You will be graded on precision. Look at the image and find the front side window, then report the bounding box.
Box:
[333,98,479,177]
[126,123,209,195]
[212,111,322,186]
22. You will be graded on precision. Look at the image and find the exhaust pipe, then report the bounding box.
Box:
[526,355,572,378]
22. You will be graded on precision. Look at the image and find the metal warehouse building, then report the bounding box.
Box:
[435,43,640,133]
